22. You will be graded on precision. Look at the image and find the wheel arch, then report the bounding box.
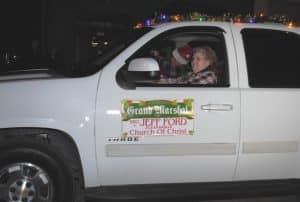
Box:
[0,127,85,188]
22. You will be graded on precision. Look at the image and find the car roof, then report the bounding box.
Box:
[152,21,230,29]
[150,21,299,32]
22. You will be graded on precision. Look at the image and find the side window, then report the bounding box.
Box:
[242,28,300,88]
[116,27,230,89]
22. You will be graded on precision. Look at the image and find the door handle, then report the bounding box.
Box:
[201,104,233,111]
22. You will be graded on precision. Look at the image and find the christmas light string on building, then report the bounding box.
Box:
[134,12,296,29]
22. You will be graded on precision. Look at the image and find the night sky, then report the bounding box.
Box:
[0,0,254,51]
[3,0,300,69]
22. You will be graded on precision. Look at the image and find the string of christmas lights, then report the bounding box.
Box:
[134,12,296,29]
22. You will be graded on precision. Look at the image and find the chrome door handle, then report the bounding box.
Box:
[201,104,233,111]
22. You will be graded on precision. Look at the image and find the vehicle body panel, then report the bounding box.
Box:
[0,73,101,186]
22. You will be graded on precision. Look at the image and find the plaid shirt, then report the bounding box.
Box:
[176,69,217,85]
[162,69,217,85]
[158,69,217,85]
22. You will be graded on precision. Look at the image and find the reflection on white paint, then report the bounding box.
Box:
[106,110,121,115]
[85,116,90,122]
[79,116,91,128]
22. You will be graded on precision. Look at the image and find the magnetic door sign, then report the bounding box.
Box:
[121,99,194,137]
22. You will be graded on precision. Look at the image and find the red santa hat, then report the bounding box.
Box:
[172,44,193,65]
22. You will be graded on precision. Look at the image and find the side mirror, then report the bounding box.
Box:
[124,58,160,86]
[128,58,160,72]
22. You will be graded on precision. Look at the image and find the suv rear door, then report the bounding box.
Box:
[232,24,300,180]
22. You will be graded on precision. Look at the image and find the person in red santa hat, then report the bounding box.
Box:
[171,44,192,66]
[170,44,193,77]
[158,44,193,78]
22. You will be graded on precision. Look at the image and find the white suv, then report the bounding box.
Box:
[0,21,300,202]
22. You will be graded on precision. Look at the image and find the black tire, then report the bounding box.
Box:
[0,137,80,202]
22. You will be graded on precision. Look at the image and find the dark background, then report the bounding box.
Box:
[0,0,300,72]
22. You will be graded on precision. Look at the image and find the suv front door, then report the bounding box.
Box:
[96,23,240,185]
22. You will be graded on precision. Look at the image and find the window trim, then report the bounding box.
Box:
[117,26,230,89]
[241,28,300,88]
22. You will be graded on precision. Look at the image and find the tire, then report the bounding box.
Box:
[0,137,80,202]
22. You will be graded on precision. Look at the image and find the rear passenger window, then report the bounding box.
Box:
[242,29,300,88]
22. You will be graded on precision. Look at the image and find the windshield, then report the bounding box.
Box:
[0,27,153,77]
[72,27,153,77]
